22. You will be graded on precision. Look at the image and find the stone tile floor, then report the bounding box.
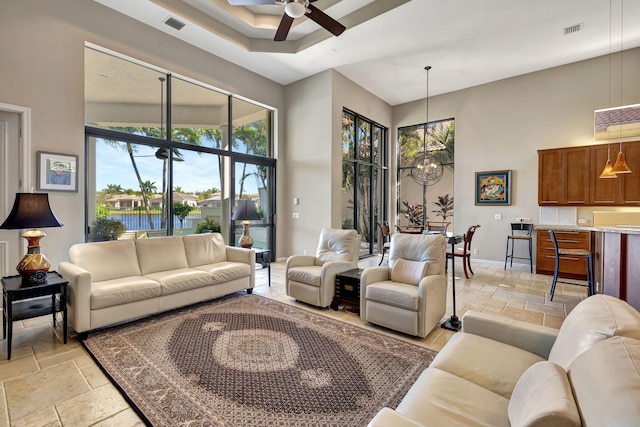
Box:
[0,257,588,426]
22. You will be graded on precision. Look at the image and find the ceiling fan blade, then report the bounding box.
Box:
[227,0,275,5]
[305,3,346,37]
[274,13,294,41]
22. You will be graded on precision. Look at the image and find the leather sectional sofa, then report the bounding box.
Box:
[59,233,254,335]
[369,294,640,426]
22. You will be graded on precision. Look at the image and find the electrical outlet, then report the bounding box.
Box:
[494,213,502,220]
[292,212,299,218]
[473,249,479,255]
[578,219,587,224]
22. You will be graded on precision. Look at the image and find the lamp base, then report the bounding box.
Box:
[239,222,254,248]
[17,230,51,284]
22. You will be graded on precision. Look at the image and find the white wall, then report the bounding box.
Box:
[0,0,286,270]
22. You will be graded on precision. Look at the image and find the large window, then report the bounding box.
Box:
[84,46,276,253]
[341,109,388,257]
[397,119,455,232]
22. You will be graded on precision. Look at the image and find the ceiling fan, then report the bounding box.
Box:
[228,0,346,42]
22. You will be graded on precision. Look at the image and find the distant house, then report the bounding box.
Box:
[105,194,144,209]
[198,193,222,208]
[150,192,197,208]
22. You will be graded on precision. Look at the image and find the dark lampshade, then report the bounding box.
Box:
[232,199,260,248]
[1,193,63,230]
[0,193,63,284]
[232,199,261,221]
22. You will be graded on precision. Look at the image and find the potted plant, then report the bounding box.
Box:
[431,194,454,221]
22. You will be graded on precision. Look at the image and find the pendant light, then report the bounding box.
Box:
[610,0,631,174]
[599,143,617,178]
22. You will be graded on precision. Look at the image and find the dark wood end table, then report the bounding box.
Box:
[331,268,363,313]
[1,271,68,360]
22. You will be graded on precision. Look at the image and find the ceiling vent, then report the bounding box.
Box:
[563,23,583,35]
[164,17,186,31]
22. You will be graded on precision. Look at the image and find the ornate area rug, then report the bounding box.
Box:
[82,294,437,426]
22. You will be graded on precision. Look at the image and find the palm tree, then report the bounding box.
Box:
[233,120,267,199]
[104,184,124,194]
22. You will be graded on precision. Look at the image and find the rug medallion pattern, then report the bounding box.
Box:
[82,294,437,426]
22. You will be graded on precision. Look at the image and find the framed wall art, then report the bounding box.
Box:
[475,170,511,205]
[37,151,78,192]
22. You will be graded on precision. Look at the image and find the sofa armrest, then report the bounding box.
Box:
[367,408,424,427]
[461,310,559,359]
[226,246,255,288]
[360,266,391,321]
[58,261,93,334]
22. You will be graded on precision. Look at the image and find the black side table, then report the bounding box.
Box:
[1,271,68,360]
[254,248,271,286]
[331,268,363,313]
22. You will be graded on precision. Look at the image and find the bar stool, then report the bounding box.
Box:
[547,229,594,300]
[504,223,533,273]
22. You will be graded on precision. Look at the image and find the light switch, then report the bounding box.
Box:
[495,213,502,220]
[293,197,299,205]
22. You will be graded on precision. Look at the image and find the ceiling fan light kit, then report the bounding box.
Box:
[285,0,308,18]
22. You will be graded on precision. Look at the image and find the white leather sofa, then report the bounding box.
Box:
[58,233,254,334]
[368,294,640,426]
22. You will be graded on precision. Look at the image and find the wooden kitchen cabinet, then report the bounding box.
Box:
[536,229,590,280]
[538,147,589,206]
[540,141,640,206]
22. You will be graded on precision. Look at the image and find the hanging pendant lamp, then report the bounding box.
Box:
[611,141,632,173]
[600,144,618,178]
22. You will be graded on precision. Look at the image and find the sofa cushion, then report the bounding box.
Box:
[365,281,419,311]
[91,276,162,310]
[69,240,141,282]
[183,233,227,267]
[569,336,640,426]
[395,367,510,427]
[508,361,580,427]
[315,228,359,264]
[194,261,251,285]
[390,259,427,285]
[430,332,545,398]
[145,268,213,295]
[287,265,322,287]
[548,294,640,369]
[135,236,189,275]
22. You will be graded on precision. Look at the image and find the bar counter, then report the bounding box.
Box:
[535,224,640,311]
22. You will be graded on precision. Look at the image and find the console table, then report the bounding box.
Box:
[254,248,271,286]
[2,271,68,359]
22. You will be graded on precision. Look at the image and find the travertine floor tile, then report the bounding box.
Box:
[92,409,145,427]
[11,406,60,427]
[4,361,90,420]
[56,384,130,427]
[0,356,38,382]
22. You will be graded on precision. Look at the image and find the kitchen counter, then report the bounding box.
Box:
[535,224,640,235]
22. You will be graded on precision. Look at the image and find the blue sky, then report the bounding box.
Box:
[96,141,260,195]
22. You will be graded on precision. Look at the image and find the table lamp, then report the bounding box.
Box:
[0,193,63,284]
[232,199,261,248]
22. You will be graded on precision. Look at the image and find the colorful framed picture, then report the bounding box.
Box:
[475,170,511,205]
[37,151,78,192]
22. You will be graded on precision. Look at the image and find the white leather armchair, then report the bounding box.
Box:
[286,228,361,308]
[360,233,447,338]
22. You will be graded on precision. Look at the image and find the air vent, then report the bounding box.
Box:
[563,23,583,35]
[164,17,186,31]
